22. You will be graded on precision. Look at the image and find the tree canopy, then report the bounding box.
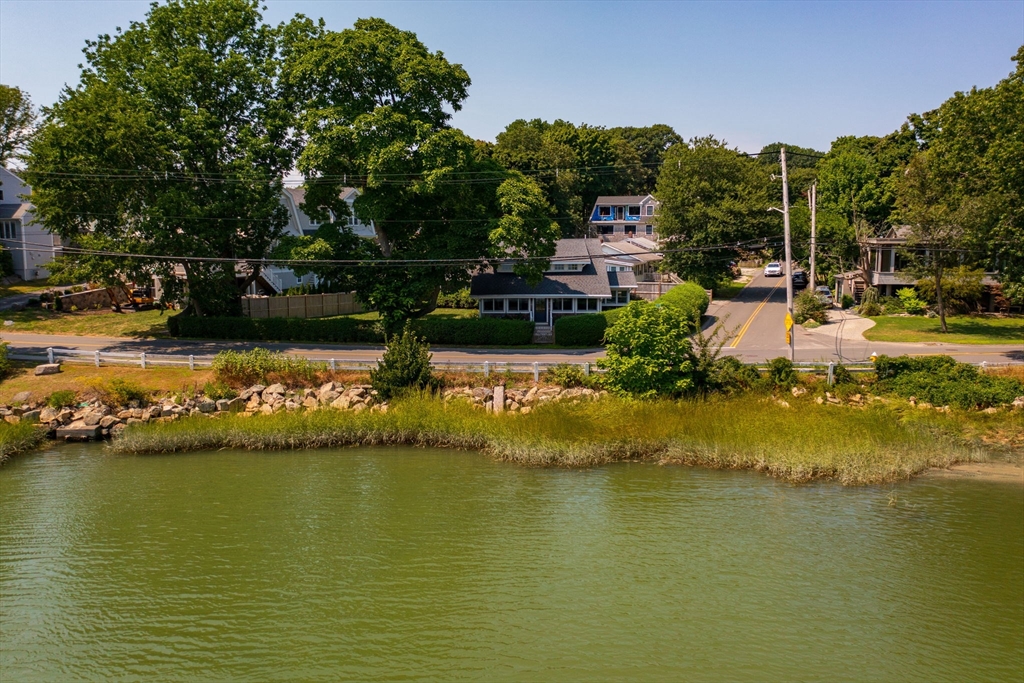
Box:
[655,137,775,288]
[0,85,35,167]
[24,0,295,316]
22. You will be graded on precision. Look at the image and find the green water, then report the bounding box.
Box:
[1,445,1022,682]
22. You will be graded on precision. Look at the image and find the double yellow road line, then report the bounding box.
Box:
[728,278,785,348]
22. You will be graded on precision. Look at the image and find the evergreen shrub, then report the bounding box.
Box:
[794,289,829,324]
[0,343,10,380]
[657,282,710,328]
[554,314,606,346]
[370,323,437,401]
[873,354,1024,409]
[896,287,927,315]
[764,357,798,390]
[47,390,77,409]
[545,363,598,389]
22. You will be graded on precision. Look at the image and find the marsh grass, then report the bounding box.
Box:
[112,395,993,485]
[0,421,45,463]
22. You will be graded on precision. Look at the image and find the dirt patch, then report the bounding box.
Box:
[925,461,1024,485]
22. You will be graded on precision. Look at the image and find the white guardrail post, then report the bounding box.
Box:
[827,362,835,385]
[94,350,101,367]
[140,352,147,369]
[47,347,54,364]
[583,362,590,376]
[329,359,336,371]
[484,361,490,379]
[533,362,539,382]
[189,355,195,371]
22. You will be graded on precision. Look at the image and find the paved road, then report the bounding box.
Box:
[708,271,1023,364]
[2,281,1021,365]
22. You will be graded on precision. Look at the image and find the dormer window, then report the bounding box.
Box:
[627,206,641,217]
[645,205,654,216]
[498,262,515,273]
[598,206,611,217]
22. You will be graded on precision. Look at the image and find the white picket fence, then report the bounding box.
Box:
[7,348,1017,385]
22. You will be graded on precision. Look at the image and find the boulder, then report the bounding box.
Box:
[264,383,286,396]
[259,404,274,415]
[319,381,336,394]
[110,423,126,437]
[34,363,61,376]
[11,391,32,405]
[21,409,41,423]
[790,386,807,397]
[492,386,505,413]
[4,415,20,424]
[197,399,216,413]
[161,405,176,418]
[215,399,232,412]
[82,411,103,426]
[318,390,340,404]
[351,402,368,414]
[225,397,247,413]
[1013,396,1024,411]
[99,415,121,429]
[302,396,319,410]
[331,395,352,410]
[39,407,58,423]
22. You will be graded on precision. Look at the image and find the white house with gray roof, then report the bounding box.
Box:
[470,238,636,329]
[0,167,63,281]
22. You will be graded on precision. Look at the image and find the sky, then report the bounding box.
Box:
[1,0,1022,153]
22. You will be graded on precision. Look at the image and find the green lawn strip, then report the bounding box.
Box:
[0,278,55,300]
[863,315,1024,345]
[2,308,174,338]
[111,395,994,485]
[712,279,749,300]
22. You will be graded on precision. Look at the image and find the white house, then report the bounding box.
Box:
[254,186,377,294]
[0,167,63,281]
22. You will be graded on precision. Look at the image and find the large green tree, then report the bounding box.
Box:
[24,0,295,316]
[655,137,775,288]
[282,18,559,328]
[912,46,1024,303]
[0,84,35,167]
[610,124,683,191]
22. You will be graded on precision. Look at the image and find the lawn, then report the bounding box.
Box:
[712,278,750,301]
[0,363,215,405]
[0,278,56,300]
[336,307,478,321]
[1,308,173,338]
[863,314,1024,345]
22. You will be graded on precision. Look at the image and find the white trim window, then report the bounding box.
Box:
[579,298,599,311]
[0,221,18,239]
[645,205,655,216]
[482,299,504,313]
[506,298,531,312]
[552,298,574,312]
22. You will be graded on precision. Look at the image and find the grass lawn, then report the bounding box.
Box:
[712,278,750,301]
[1,308,173,338]
[0,363,215,405]
[863,314,1024,345]
[0,278,56,299]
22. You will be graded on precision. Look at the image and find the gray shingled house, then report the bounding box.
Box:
[470,238,636,333]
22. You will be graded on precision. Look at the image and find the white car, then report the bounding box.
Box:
[763,262,783,277]
[815,286,834,305]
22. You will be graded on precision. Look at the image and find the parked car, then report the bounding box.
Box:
[815,286,834,306]
[792,271,809,289]
[763,262,783,277]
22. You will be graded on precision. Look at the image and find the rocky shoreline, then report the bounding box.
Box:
[1,382,605,442]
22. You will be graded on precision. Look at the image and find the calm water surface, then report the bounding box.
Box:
[1,444,1022,682]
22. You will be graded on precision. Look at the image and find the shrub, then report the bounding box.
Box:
[47,389,78,409]
[764,357,798,391]
[598,300,696,399]
[873,354,1024,409]
[601,306,626,327]
[0,342,10,380]
[794,289,829,324]
[168,315,533,346]
[0,248,14,277]
[105,378,150,406]
[545,363,598,389]
[916,267,984,314]
[841,294,855,310]
[831,363,855,386]
[436,288,477,309]
[656,282,709,329]
[858,302,882,317]
[554,314,606,346]
[880,296,903,314]
[202,381,238,401]
[710,356,763,394]
[370,323,437,401]
[896,287,927,315]
[211,348,323,387]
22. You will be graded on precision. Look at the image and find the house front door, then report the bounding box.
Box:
[534,299,547,324]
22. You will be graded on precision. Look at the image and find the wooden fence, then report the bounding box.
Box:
[242,293,363,319]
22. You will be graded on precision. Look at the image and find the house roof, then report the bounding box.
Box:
[593,195,655,205]
[607,270,637,289]
[0,204,29,220]
[602,240,662,263]
[470,238,613,298]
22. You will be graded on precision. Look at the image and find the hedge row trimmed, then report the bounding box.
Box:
[657,281,710,323]
[874,355,1023,409]
[554,314,607,346]
[167,314,535,346]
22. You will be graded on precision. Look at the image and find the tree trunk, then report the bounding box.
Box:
[935,264,947,333]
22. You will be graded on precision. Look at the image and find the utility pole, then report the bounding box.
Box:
[809,181,817,289]
[781,147,795,361]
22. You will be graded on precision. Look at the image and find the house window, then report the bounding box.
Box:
[552,298,574,311]
[598,206,611,217]
[601,224,614,235]
[553,264,565,271]
[627,206,641,217]
[507,298,530,312]
[566,263,581,272]
[0,221,17,240]
[579,298,599,311]
[645,224,654,235]
[497,262,515,273]
[645,205,654,216]
[482,300,503,312]
[879,249,893,273]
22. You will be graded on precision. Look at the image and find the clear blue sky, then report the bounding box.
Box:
[2,0,1021,153]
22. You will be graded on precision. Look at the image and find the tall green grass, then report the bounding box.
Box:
[0,421,45,464]
[112,396,993,485]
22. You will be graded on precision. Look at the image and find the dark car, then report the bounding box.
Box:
[792,271,809,289]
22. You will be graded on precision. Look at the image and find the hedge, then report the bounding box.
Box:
[554,314,607,346]
[874,354,1024,409]
[168,314,535,346]
[656,282,710,324]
